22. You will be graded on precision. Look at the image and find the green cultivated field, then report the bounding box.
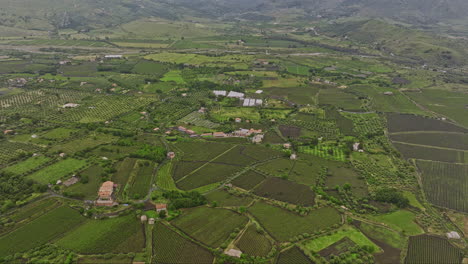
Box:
[171,207,248,247]
[65,165,104,200]
[0,206,86,256]
[128,161,155,199]
[153,222,214,264]
[416,160,468,212]
[405,235,463,264]
[205,190,253,207]
[28,158,88,184]
[303,226,380,253]
[249,202,341,241]
[277,246,314,264]
[370,210,423,236]
[156,161,178,190]
[231,170,266,190]
[2,155,50,175]
[56,214,145,254]
[235,224,272,257]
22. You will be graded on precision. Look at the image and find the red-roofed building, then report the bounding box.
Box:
[155,203,167,212]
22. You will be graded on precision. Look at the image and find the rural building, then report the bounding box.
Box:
[213,90,227,97]
[255,90,263,94]
[59,153,66,158]
[155,203,167,212]
[235,118,242,123]
[63,176,79,187]
[198,107,206,113]
[62,103,79,108]
[140,215,148,223]
[353,143,361,152]
[148,218,155,225]
[178,126,187,132]
[225,248,242,258]
[283,143,291,149]
[290,154,297,160]
[227,91,245,99]
[446,231,461,239]
[3,130,14,135]
[167,152,176,159]
[383,91,394,96]
[252,134,264,144]
[213,132,227,138]
[201,133,213,137]
[96,181,115,206]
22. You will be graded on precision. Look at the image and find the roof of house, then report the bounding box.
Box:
[98,181,114,198]
[155,203,167,210]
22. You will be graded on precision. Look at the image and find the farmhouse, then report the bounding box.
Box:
[353,143,361,152]
[148,218,155,225]
[155,203,167,212]
[255,90,263,94]
[167,152,176,159]
[225,248,242,258]
[446,231,461,239]
[3,130,14,135]
[383,91,394,96]
[140,215,148,223]
[96,181,115,206]
[235,118,242,123]
[63,176,79,187]
[252,134,264,143]
[290,154,297,160]
[213,132,227,138]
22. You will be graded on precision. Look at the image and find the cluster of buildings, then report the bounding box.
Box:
[201,128,264,143]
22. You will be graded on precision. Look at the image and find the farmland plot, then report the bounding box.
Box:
[387,113,467,133]
[171,207,248,248]
[2,155,51,175]
[0,206,86,256]
[179,111,219,129]
[0,140,43,165]
[231,170,266,190]
[153,222,214,264]
[176,163,241,190]
[253,177,315,206]
[405,235,463,264]
[56,214,145,254]
[205,190,253,207]
[416,160,468,212]
[249,202,341,241]
[393,142,467,163]
[277,246,314,264]
[235,224,272,257]
[127,160,155,199]
[390,132,468,151]
[27,158,88,184]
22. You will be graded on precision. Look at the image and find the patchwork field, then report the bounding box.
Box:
[249,202,341,241]
[416,160,468,212]
[153,222,214,264]
[171,207,248,247]
[253,177,315,206]
[0,206,86,256]
[405,235,463,264]
[27,158,88,184]
[276,246,314,264]
[235,224,272,257]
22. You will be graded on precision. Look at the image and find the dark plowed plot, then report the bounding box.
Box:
[277,246,314,264]
[318,237,357,260]
[279,125,301,138]
[405,235,463,264]
[175,141,234,161]
[325,166,368,198]
[212,145,255,166]
[393,142,467,163]
[232,170,266,190]
[176,163,241,190]
[390,132,468,150]
[204,190,253,207]
[264,131,285,144]
[235,224,272,257]
[387,113,467,133]
[153,222,214,264]
[241,145,283,161]
[172,161,207,181]
[416,160,468,212]
[253,177,315,206]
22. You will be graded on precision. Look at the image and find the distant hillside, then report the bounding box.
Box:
[317,19,468,66]
[1,0,468,34]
